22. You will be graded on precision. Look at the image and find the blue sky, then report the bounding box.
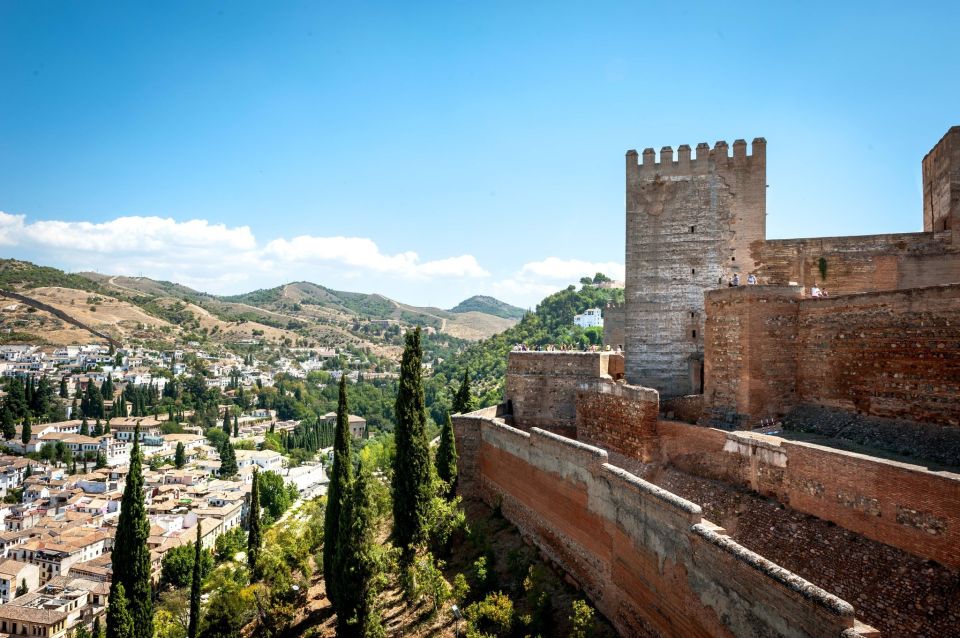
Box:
[1,1,957,308]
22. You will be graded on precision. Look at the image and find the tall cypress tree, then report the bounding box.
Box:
[106,582,134,638]
[222,410,232,437]
[452,369,474,414]
[247,467,262,580]
[335,460,377,638]
[109,426,153,638]
[21,419,31,445]
[1,406,15,441]
[59,377,68,399]
[391,328,432,566]
[323,374,352,606]
[175,442,186,469]
[188,522,202,638]
[219,442,238,478]
[435,413,458,498]
[232,415,239,438]
[80,417,90,436]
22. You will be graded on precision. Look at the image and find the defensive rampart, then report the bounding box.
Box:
[504,351,623,438]
[657,420,960,570]
[704,283,960,428]
[453,411,873,637]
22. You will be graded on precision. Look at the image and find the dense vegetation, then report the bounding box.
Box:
[448,295,525,320]
[0,259,106,292]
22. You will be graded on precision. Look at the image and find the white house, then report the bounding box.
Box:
[573,308,604,328]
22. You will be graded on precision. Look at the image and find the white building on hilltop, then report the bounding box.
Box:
[573,308,604,328]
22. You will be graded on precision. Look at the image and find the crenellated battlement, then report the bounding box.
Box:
[627,137,766,177]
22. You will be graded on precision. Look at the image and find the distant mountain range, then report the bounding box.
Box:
[0,259,524,353]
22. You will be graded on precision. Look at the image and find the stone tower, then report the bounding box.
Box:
[624,139,767,396]
[923,126,960,244]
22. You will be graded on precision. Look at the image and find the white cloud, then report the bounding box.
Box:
[264,235,489,279]
[480,257,626,307]
[0,211,489,295]
[518,257,624,282]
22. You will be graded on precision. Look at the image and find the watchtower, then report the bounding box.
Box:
[624,138,767,396]
[923,126,960,244]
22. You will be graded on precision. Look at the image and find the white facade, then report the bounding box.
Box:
[573,308,604,328]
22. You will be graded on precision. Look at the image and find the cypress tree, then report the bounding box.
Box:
[21,419,31,445]
[391,328,432,566]
[188,522,202,638]
[247,467,262,579]
[95,451,107,470]
[232,415,238,438]
[452,369,474,414]
[59,377,69,399]
[219,442,238,478]
[80,417,90,436]
[109,425,153,638]
[323,374,352,605]
[435,413,458,498]
[335,460,377,638]
[1,406,15,441]
[106,582,134,638]
[222,410,231,437]
[93,419,103,437]
[175,442,186,469]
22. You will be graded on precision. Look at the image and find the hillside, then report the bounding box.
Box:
[0,260,518,359]
[449,295,525,320]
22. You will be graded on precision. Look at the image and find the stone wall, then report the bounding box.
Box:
[703,284,960,429]
[624,139,767,397]
[601,304,625,351]
[657,420,960,570]
[504,351,623,437]
[575,381,659,463]
[923,126,960,242]
[452,413,873,638]
[750,231,960,296]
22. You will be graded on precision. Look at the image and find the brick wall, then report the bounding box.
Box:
[452,414,874,638]
[504,351,623,437]
[704,284,960,429]
[703,286,801,427]
[750,231,960,296]
[575,381,659,463]
[658,420,960,570]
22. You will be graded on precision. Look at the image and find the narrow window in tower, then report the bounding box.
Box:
[690,225,695,233]
[691,268,696,275]
[692,330,697,339]
[731,256,736,261]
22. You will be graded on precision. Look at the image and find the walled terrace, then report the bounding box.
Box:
[455,351,960,637]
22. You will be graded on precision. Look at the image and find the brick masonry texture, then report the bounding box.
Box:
[625,140,766,397]
[704,283,960,430]
[504,351,623,438]
[645,466,960,637]
[452,413,869,638]
[783,404,960,468]
[575,381,659,463]
[657,420,960,571]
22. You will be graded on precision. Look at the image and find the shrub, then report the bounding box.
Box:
[465,591,514,637]
[569,599,596,638]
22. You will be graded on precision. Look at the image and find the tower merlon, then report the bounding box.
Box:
[634,137,766,175]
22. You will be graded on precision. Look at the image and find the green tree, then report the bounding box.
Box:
[93,616,103,638]
[1,406,15,441]
[16,578,27,597]
[232,414,239,438]
[160,542,213,589]
[323,374,353,606]
[391,328,432,569]
[452,369,473,414]
[219,442,238,478]
[80,416,90,436]
[435,413,458,498]
[247,467,262,580]
[222,410,232,437]
[569,599,596,638]
[174,442,186,469]
[188,523,202,638]
[109,426,153,638]
[257,470,295,522]
[106,582,135,638]
[334,461,378,638]
[95,451,107,469]
[21,419,31,445]
[59,377,69,399]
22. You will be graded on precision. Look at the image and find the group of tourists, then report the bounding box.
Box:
[511,343,623,353]
[728,273,759,287]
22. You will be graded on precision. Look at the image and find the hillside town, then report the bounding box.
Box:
[0,341,348,637]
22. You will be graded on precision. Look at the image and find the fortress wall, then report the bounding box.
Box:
[575,381,659,463]
[795,283,960,426]
[452,413,871,638]
[751,231,960,295]
[504,351,623,437]
[703,284,960,428]
[657,420,960,569]
[601,304,626,350]
[703,286,801,428]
